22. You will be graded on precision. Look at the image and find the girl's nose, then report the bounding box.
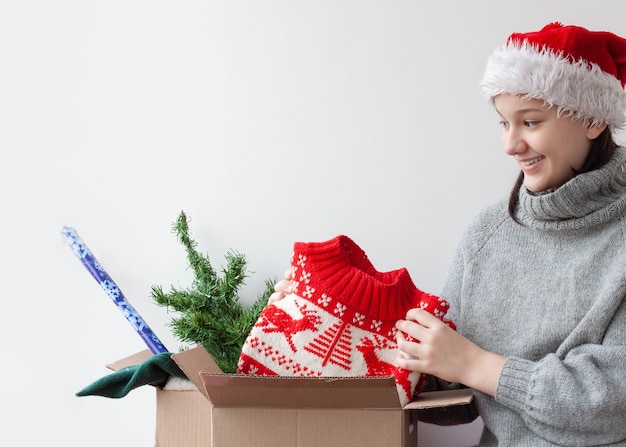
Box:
[502,128,526,156]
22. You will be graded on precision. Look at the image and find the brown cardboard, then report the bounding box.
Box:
[168,345,221,400]
[164,345,473,447]
[209,406,414,447]
[406,388,478,410]
[155,388,212,447]
[200,373,402,408]
[106,349,152,371]
[104,346,474,446]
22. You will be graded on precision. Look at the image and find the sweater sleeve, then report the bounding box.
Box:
[495,302,626,446]
[442,202,626,445]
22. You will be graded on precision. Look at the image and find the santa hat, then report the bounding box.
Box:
[238,235,455,406]
[480,22,626,130]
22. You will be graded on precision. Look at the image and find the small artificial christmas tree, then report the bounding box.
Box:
[151,210,275,373]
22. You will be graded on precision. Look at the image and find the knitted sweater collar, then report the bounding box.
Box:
[517,147,626,229]
[290,235,439,322]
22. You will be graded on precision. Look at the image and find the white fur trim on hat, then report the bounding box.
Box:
[480,41,626,130]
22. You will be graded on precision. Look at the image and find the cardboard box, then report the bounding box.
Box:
[109,347,474,447]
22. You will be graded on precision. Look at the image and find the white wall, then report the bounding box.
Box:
[2,1,625,446]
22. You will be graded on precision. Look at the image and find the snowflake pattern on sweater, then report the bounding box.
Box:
[238,235,455,405]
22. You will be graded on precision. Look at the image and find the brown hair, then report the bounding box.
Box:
[508,127,619,224]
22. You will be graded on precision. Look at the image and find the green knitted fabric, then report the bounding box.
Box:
[76,353,186,398]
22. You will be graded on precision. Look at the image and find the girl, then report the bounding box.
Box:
[271,23,626,446]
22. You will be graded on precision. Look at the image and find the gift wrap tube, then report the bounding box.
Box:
[62,226,168,354]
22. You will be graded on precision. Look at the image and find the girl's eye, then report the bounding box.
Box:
[525,120,539,128]
[499,120,509,128]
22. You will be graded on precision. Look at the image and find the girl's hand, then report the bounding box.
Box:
[267,268,294,305]
[395,308,506,396]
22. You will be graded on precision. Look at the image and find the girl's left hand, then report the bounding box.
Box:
[267,268,295,305]
[395,308,506,396]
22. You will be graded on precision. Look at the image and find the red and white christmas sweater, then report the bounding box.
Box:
[238,235,455,406]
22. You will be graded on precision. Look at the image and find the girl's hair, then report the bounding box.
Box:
[508,127,619,223]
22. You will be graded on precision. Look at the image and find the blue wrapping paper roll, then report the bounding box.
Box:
[62,226,168,354]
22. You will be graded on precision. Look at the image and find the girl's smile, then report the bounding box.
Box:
[494,94,606,193]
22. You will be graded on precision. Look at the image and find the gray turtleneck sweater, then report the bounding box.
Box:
[441,147,626,446]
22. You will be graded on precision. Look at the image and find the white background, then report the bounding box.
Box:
[2,1,625,446]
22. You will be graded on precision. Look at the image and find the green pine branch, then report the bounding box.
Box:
[151,210,275,373]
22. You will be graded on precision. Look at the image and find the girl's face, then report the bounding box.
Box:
[494,94,606,193]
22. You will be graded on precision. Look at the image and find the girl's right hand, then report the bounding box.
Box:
[267,268,295,305]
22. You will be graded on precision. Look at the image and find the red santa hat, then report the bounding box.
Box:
[238,235,455,406]
[480,22,626,130]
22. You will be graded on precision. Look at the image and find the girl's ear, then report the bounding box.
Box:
[587,121,608,139]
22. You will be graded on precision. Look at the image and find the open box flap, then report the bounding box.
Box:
[170,345,473,411]
[171,346,222,400]
[106,349,153,371]
[405,389,474,410]
[201,373,402,409]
